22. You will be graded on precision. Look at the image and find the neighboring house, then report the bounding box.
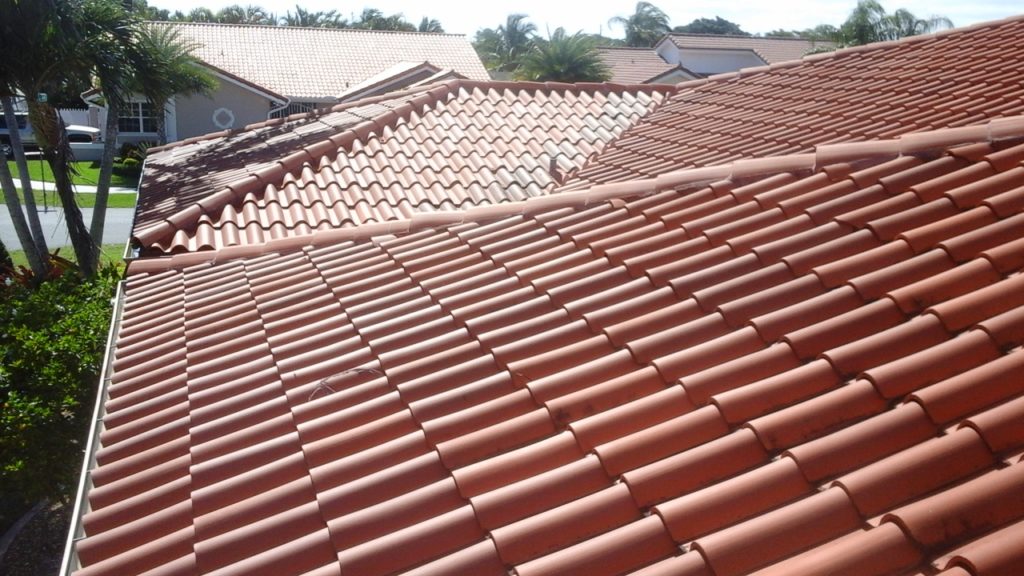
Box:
[656,33,835,76]
[63,14,1024,576]
[130,80,673,254]
[109,21,490,144]
[595,47,698,84]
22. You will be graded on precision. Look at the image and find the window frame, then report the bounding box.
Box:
[118,101,159,134]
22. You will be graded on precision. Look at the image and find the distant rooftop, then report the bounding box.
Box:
[148,21,490,101]
[663,33,836,64]
[595,47,696,83]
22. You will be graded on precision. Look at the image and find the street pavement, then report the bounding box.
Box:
[1,206,134,249]
[21,180,136,194]
[2,176,136,249]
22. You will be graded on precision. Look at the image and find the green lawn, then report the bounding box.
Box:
[0,189,137,208]
[8,243,126,270]
[7,160,140,189]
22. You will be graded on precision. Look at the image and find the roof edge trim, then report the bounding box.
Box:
[59,280,127,576]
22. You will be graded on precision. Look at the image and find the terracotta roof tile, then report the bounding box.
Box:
[570,18,1024,187]
[135,81,672,254]
[71,113,1024,575]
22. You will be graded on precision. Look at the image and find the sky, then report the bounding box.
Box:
[145,0,1022,37]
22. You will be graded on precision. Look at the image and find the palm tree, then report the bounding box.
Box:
[516,28,610,83]
[0,0,56,278]
[474,14,537,73]
[0,0,140,276]
[838,1,952,45]
[83,1,146,250]
[88,22,217,244]
[216,4,275,25]
[279,5,346,28]
[132,25,217,145]
[185,7,216,22]
[354,9,415,31]
[418,17,444,33]
[879,8,953,40]
[0,117,46,277]
[609,2,670,47]
[0,95,49,277]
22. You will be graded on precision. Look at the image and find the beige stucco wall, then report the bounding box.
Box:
[174,79,274,140]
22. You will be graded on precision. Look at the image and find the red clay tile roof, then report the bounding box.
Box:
[595,47,694,84]
[134,80,673,254]
[150,21,489,100]
[570,17,1024,187]
[133,89,424,245]
[663,33,836,64]
[72,116,1024,575]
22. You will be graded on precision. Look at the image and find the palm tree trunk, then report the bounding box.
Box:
[155,98,168,145]
[2,96,49,258]
[0,151,46,278]
[90,100,121,243]
[28,102,98,276]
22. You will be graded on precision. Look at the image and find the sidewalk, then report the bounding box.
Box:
[24,180,136,194]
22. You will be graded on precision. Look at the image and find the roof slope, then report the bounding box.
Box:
[73,118,1024,576]
[150,21,489,100]
[134,81,673,254]
[133,89,422,244]
[572,17,1024,187]
[595,47,690,83]
[665,33,835,64]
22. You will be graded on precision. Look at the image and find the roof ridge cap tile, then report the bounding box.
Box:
[137,112,1024,260]
[705,71,742,83]
[768,60,803,71]
[654,165,734,191]
[988,116,1024,141]
[898,126,991,157]
[738,65,772,77]
[675,78,710,90]
[809,115,1024,168]
[815,141,902,169]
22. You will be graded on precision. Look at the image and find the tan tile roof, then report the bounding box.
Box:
[150,21,490,100]
[133,80,674,254]
[595,47,691,83]
[570,17,1024,187]
[665,33,835,64]
[74,117,1024,575]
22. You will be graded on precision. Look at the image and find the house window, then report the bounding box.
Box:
[270,101,318,118]
[119,102,158,133]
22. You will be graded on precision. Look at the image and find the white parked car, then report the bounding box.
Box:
[0,112,101,157]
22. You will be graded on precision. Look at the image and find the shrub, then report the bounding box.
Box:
[0,266,119,508]
[117,141,155,162]
[0,240,12,271]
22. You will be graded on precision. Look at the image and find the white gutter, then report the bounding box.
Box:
[59,280,127,576]
[123,155,146,261]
